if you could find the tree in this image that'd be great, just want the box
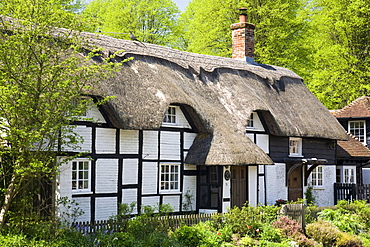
[82,0,181,47]
[304,0,370,109]
[0,0,121,229]
[179,0,310,75]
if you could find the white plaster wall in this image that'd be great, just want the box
[141,196,160,212]
[163,195,180,211]
[95,159,118,193]
[57,158,72,201]
[184,132,197,149]
[142,162,158,194]
[72,197,91,222]
[248,166,258,206]
[143,131,158,160]
[96,128,116,154]
[160,131,180,160]
[95,197,117,221]
[122,189,138,214]
[256,134,269,154]
[122,159,138,185]
[177,108,191,128]
[265,163,288,205]
[85,105,106,123]
[305,165,336,206]
[62,126,92,152]
[182,175,197,211]
[120,130,139,154]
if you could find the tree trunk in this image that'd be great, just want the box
[0,174,18,230]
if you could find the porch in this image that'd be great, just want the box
[334,183,370,204]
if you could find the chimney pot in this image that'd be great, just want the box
[239,7,247,22]
[230,7,255,63]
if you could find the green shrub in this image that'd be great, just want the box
[336,232,363,247]
[336,200,370,231]
[318,208,365,234]
[306,220,342,246]
[173,225,202,246]
[259,223,282,243]
[272,216,316,247]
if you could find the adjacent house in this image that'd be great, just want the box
[56,11,348,222]
[332,97,370,202]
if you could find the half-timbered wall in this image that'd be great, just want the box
[266,135,337,206]
[57,104,197,222]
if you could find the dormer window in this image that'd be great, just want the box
[289,137,302,157]
[163,106,177,124]
[246,113,254,128]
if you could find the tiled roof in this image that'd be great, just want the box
[332,96,370,118]
[337,133,370,159]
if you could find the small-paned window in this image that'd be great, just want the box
[72,160,90,192]
[160,163,180,192]
[311,166,323,186]
[163,106,176,124]
[344,168,355,183]
[289,137,302,156]
[246,113,254,128]
[349,121,366,145]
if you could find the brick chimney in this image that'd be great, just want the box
[230,8,256,63]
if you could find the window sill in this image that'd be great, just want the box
[159,191,182,195]
[289,155,304,158]
[72,191,93,195]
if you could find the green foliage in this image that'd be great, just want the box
[0,0,123,229]
[304,0,370,109]
[306,219,363,247]
[272,216,316,247]
[304,185,316,206]
[336,200,370,231]
[83,0,180,47]
[317,205,365,234]
[180,0,309,71]
[173,225,202,246]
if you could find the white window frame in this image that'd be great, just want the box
[159,163,180,193]
[246,113,254,129]
[310,166,324,187]
[72,159,91,193]
[162,106,178,126]
[289,137,302,157]
[343,167,356,183]
[348,120,366,145]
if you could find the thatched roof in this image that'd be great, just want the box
[82,33,348,166]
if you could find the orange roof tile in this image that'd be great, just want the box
[332,96,370,118]
[337,133,370,159]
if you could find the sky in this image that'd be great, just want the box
[173,0,191,12]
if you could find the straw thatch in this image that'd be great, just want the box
[80,33,348,166]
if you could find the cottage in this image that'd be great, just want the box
[57,11,347,222]
[331,97,370,202]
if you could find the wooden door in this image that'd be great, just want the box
[231,166,247,207]
[288,166,303,201]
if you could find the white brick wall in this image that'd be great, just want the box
[265,163,288,205]
[163,195,180,211]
